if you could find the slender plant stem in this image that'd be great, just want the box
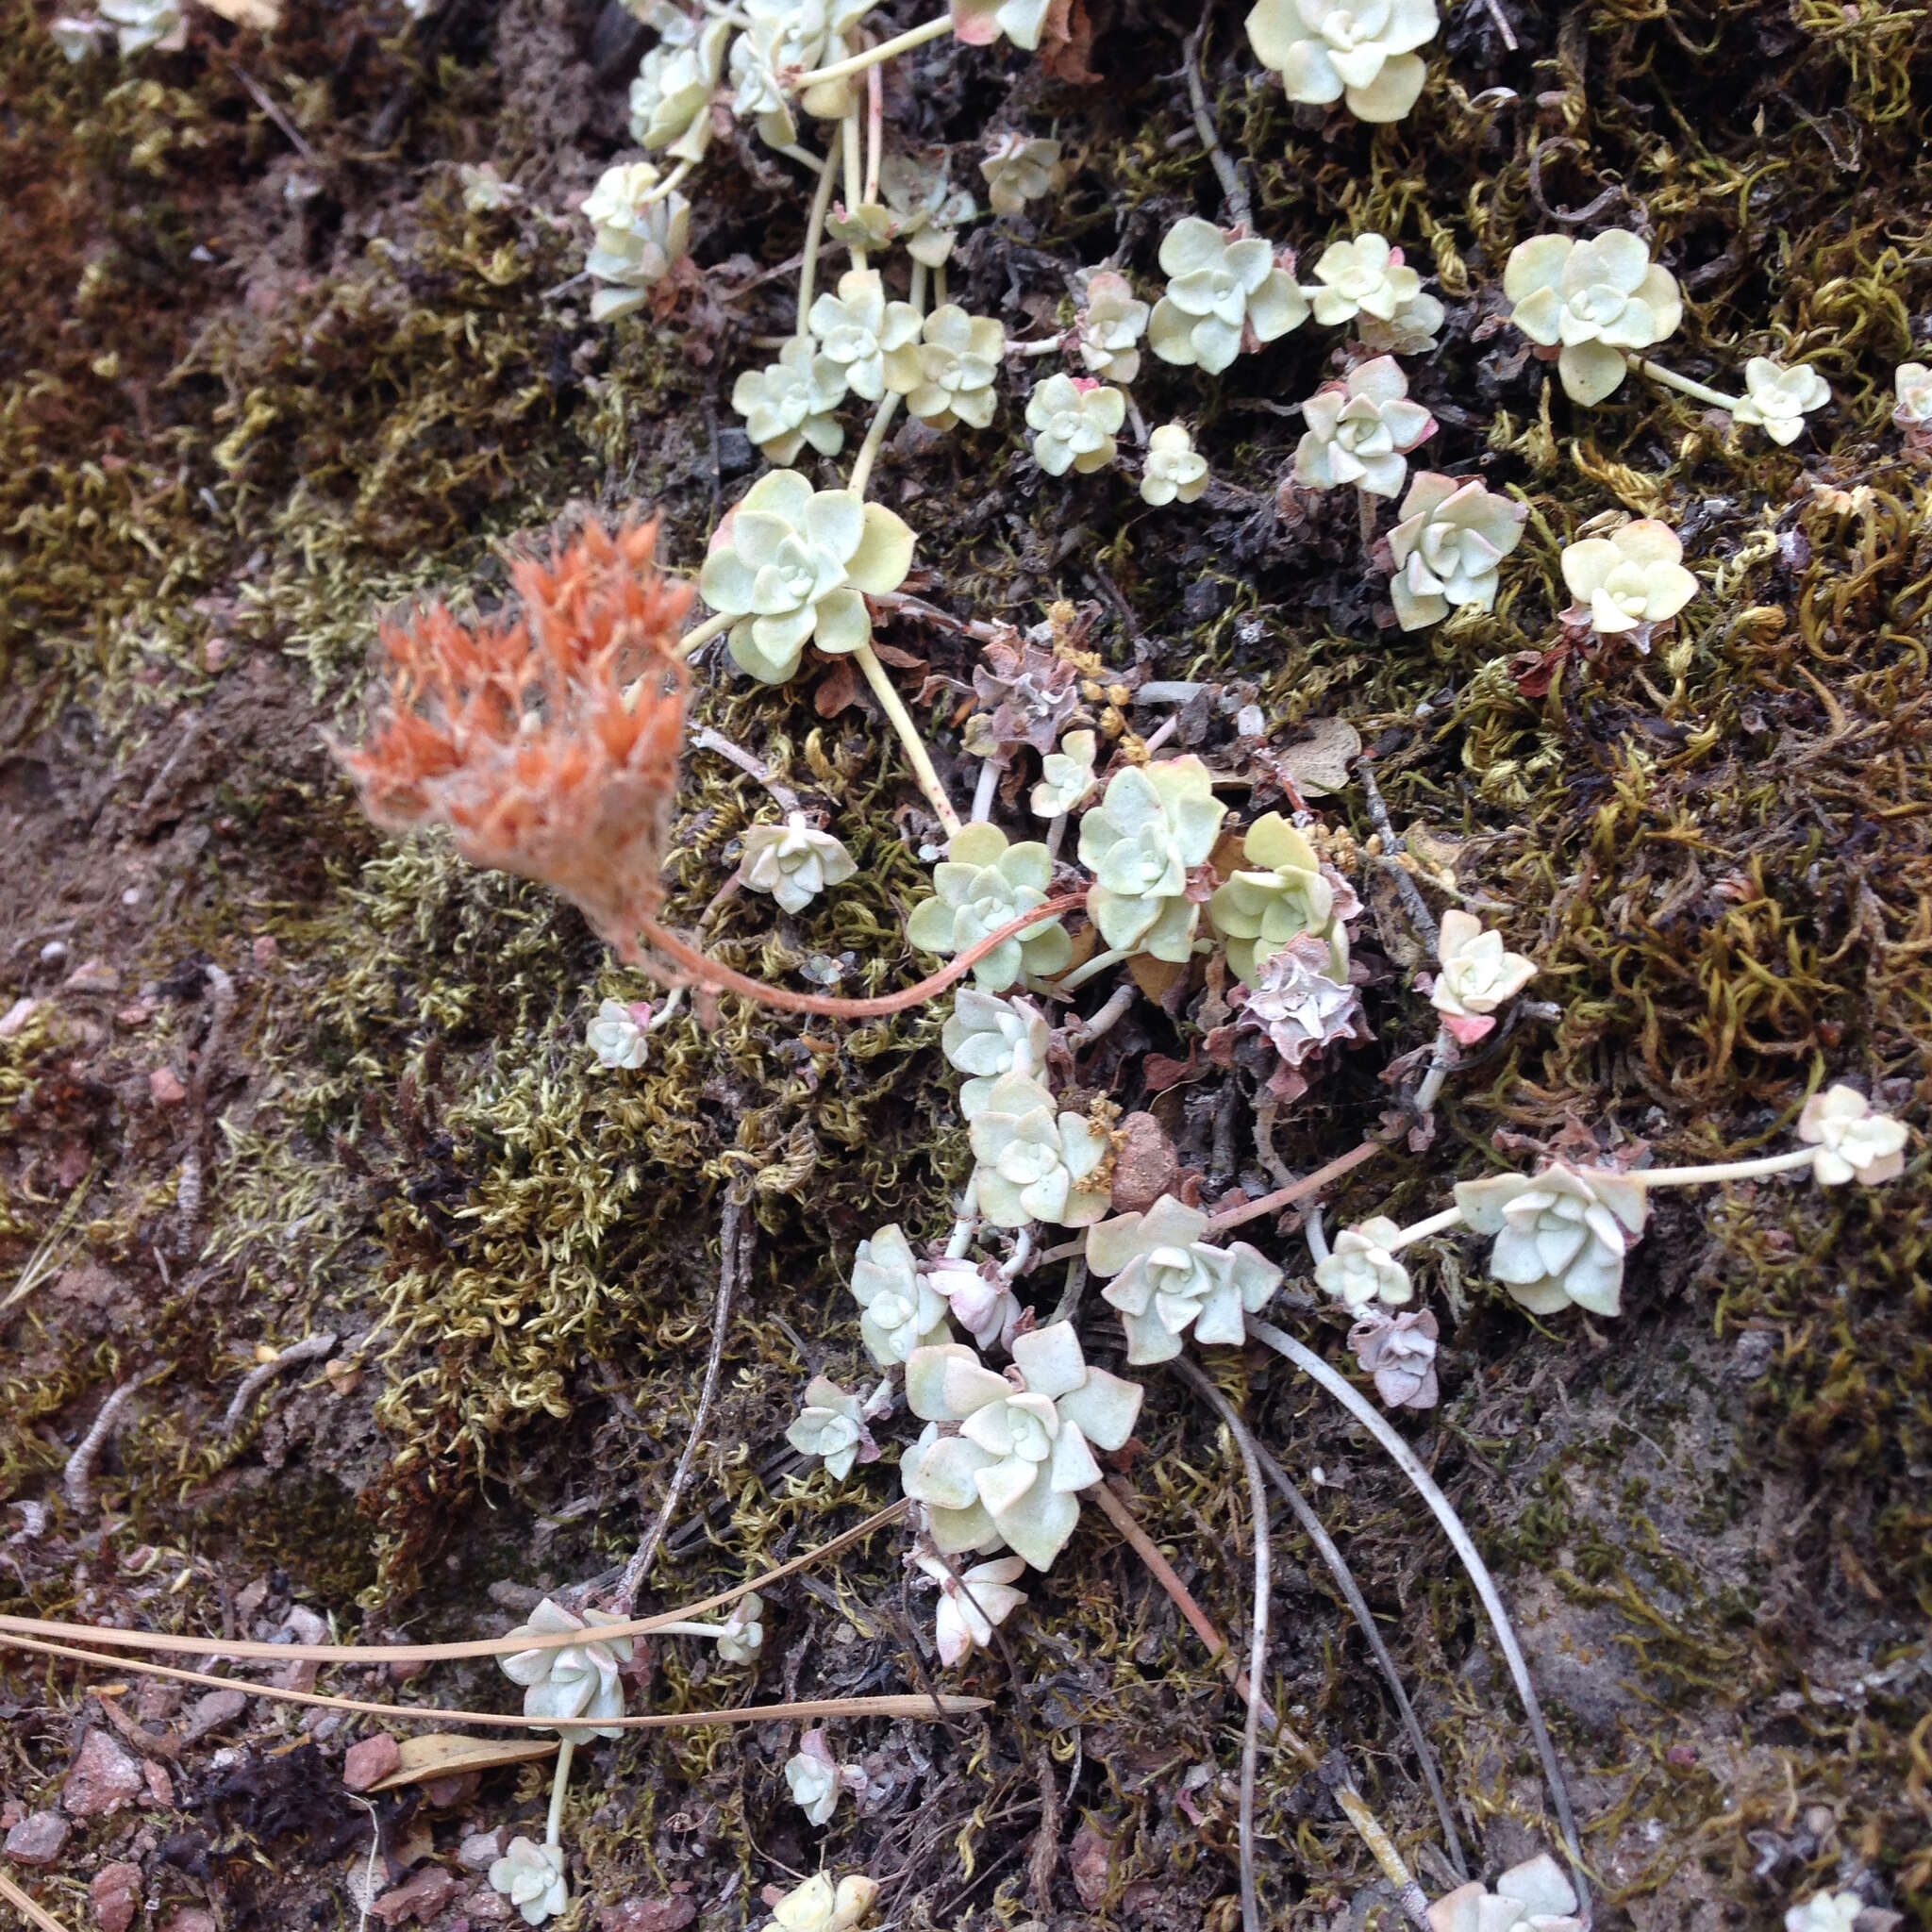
[864,58,883,202]
[1231,1413,1470,1881]
[1411,1021,1459,1114]
[639,157,695,206]
[796,138,839,327]
[1635,1147,1816,1187]
[1205,1139,1384,1233]
[1054,945,1129,994]
[847,391,901,498]
[853,641,963,834]
[1625,353,1741,412]
[611,1195,751,1614]
[692,724,802,812]
[544,1736,576,1845]
[971,758,1000,823]
[841,103,866,269]
[1008,335,1069,357]
[1067,982,1135,1045]
[676,609,735,659]
[793,13,951,87]
[1244,1318,1591,1916]
[1383,1204,1464,1256]
[636,891,1088,1017]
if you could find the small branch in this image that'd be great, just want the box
[1067,983,1136,1046]
[64,1379,142,1517]
[1357,765,1441,954]
[1174,1361,1443,1925]
[1054,945,1130,995]
[1180,0,1251,228]
[852,642,964,836]
[676,610,736,660]
[692,725,802,812]
[1410,1022,1459,1116]
[1244,1319,1590,1916]
[1205,1139,1383,1234]
[1089,1479,1276,1726]
[611,1195,752,1615]
[223,1332,339,1435]
[1473,0,1517,49]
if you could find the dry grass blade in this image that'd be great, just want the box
[0,1501,908,1664]
[366,1734,560,1790]
[0,1868,70,1932]
[612,1192,749,1615]
[0,1628,983,1727]
[1245,1319,1589,1914]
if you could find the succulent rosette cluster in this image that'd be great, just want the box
[1504,230,1682,406]
[906,823,1073,991]
[1078,757,1227,962]
[1088,1195,1282,1364]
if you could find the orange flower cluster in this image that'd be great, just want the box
[333,519,691,959]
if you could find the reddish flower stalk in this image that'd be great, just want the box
[334,516,1086,1019]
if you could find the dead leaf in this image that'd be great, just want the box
[365,1734,558,1793]
[813,660,861,717]
[1274,717,1361,797]
[1039,0,1100,81]
[1207,825,1247,878]
[870,642,927,672]
[1127,953,1186,1004]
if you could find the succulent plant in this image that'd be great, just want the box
[1428,908,1536,1043]
[1026,375,1126,476]
[876,152,976,267]
[967,1072,1112,1228]
[1453,1163,1647,1318]
[714,1591,766,1663]
[1313,1216,1412,1308]
[1031,728,1099,817]
[1781,1892,1867,1932]
[1237,935,1365,1101]
[1148,218,1307,375]
[499,1599,634,1742]
[1087,1194,1283,1363]
[905,823,1073,992]
[98,0,185,54]
[1304,232,1423,327]
[1734,358,1830,446]
[1294,355,1436,499]
[731,337,849,464]
[1244,0,1439,122]
[767,1874,877,1932]
[739,812,858,914]
[1078,756,1227,963]
[1386,473,1528,630]
[949,0,1054,50]
[785,1729,868,1825]
[924,1256,1022,1353]
[882,305,1007,430]
[628,10,730,158]
[1797,1084,1909,1186]
[489,1837,571,1926]
[1074,270,1151,384]
[586,997,652,1069]
[901,1322,1142,1566]
[913,1551,1029,1663]
[1558,519,1698,638]
[1208,812,1356,984]
[1427,1854,1584,1932]
[808,268,917,403]
[1141,424,1210,507]
[581,163,692,322]
[727,0,868,146]
[848,1224,952,1366]
[1892,362,1932,445]
[980,134,1064,216]
[941,988,1051,1118]
[1350,1307,1439,1408]
[785,1374,877,1478]
[1504,230,1682,406]
[965,639,1085,761]
[698,471,916,684]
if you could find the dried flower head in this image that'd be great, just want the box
[332,520,691,963]
[965,640,1085,762]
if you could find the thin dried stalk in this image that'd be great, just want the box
[1244,1319,1588,1915]
[1204,1139,1383,1234]
[611,1194,750,1615]
[0,1502,909,1664]
[0,1869,69,1932]
[0,1631,982,1729]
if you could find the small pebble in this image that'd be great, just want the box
[341,1732,402,1792]
[3,1810,71,1865]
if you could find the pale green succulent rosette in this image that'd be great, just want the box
[905,823,1072,991]
[1078,757,1227,963]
